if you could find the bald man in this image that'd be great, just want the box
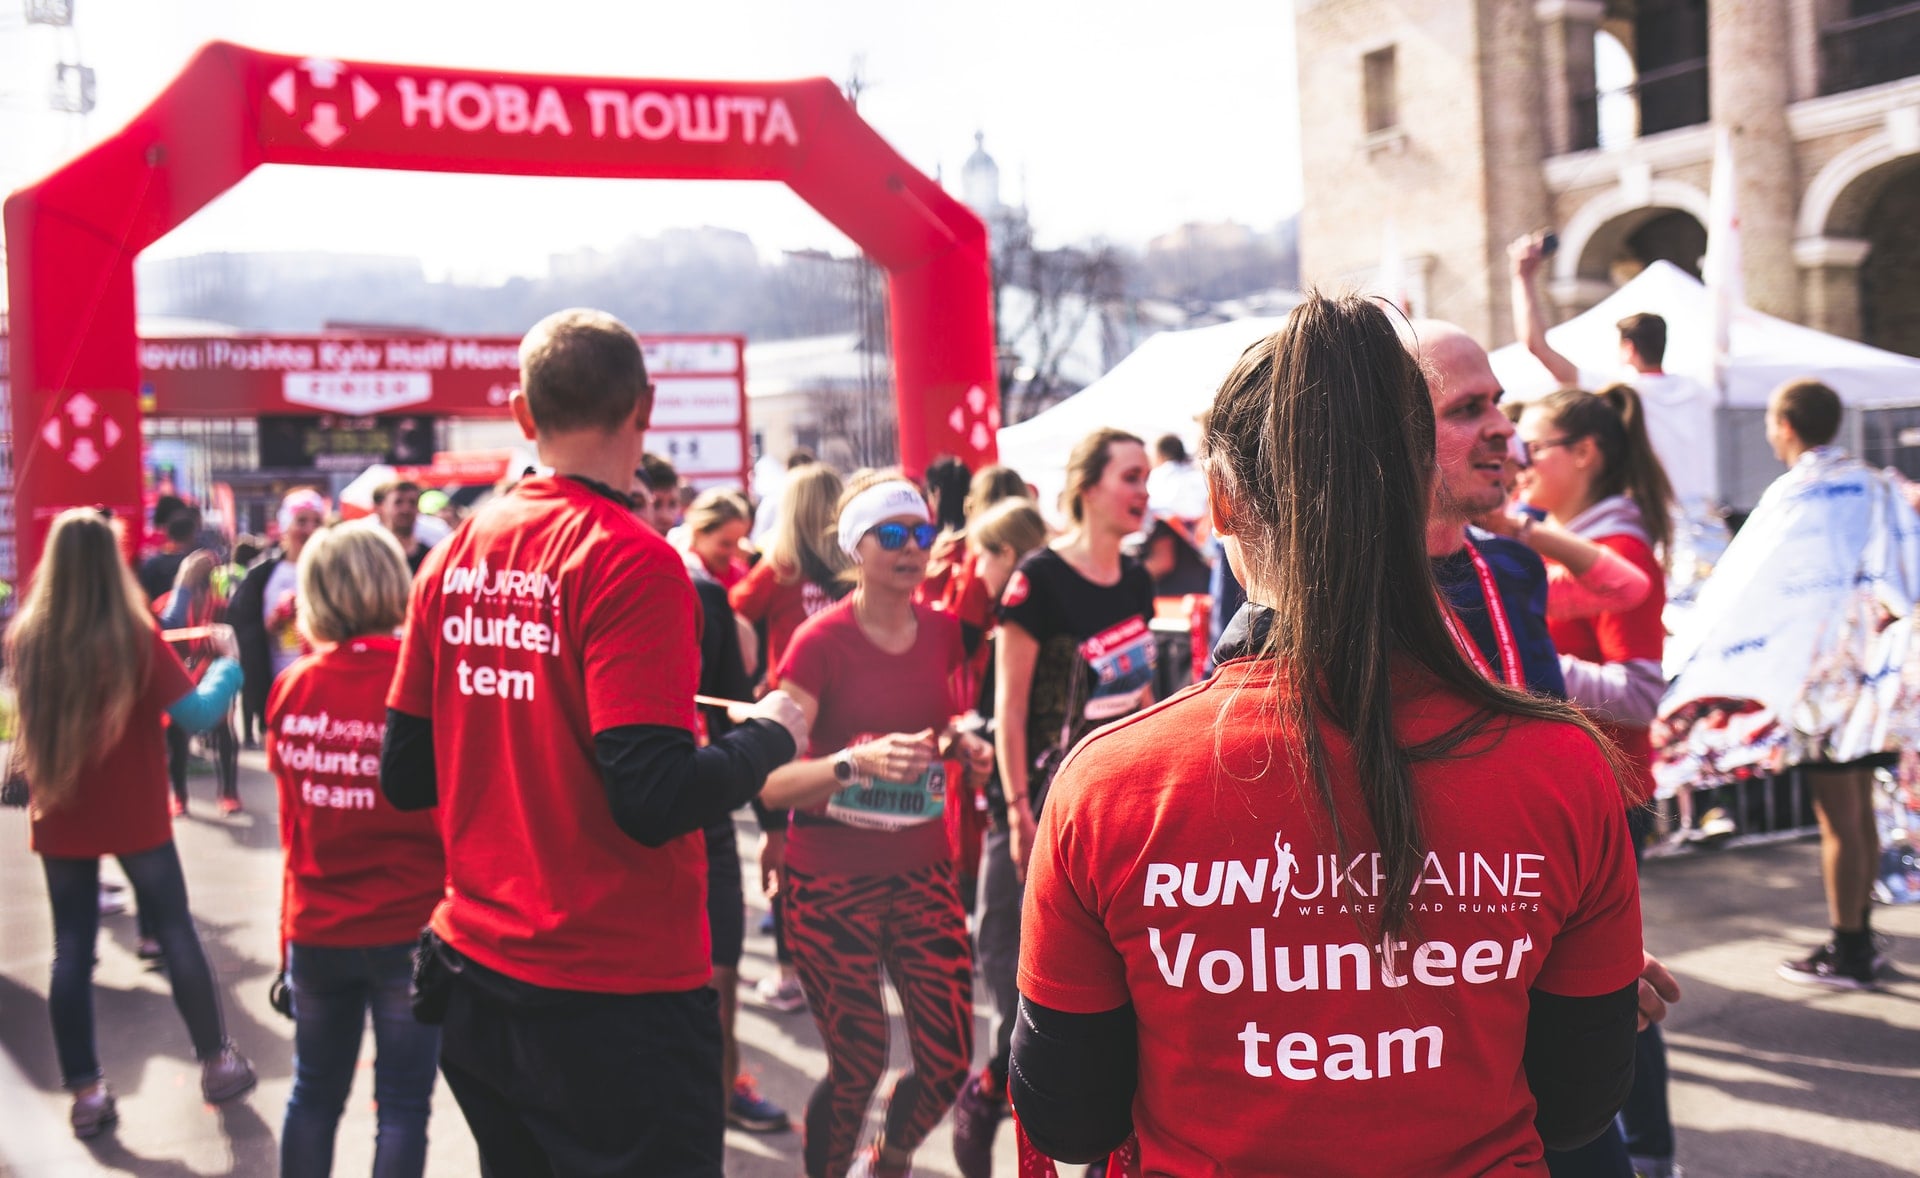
[1413,322,1567,696]
[1412,319,1681,1178]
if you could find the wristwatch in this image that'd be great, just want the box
[832,749,857,784]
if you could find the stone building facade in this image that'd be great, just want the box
[1294,0,1920,356]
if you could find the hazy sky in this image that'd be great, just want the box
[0,0,1303,280]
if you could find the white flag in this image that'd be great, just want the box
[1376,217,1409,316]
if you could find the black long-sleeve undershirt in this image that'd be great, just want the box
[1008,982,1639,1163]
[1527,983,1641,1151]
[380,708,795,847]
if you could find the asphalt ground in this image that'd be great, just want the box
[1,752,1916,1177]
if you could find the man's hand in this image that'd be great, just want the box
[1637,952,1681,1030]
[732,690,808,754]
[207,623,240,662]
[1509,232,1549,282]
[757,830,786,900]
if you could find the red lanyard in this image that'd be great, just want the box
[1440,538,1525,687]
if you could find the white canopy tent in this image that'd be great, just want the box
[1490,261,1920,408]
[996,315,1291,515]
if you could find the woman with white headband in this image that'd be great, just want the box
[230,487,330,762]
[761,470,993,1178]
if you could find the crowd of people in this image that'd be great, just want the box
[3,285,1912,1177]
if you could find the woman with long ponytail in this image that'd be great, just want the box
[9,509,256,1139]
[1011,295,1645,1175]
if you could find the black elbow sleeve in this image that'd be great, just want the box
[1528,983,1639,1152]
[380,709,439,811]
[1008,996,1137,1165]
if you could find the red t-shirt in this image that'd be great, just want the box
[729,559,837,689]
[30,626,195,859]
[1020,658,1643,1177]
[776,597,965,877]
[388,476,708,993]
[1547,533,1665,801]
[269,636,445,949]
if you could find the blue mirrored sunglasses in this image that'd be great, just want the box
[870,522,939,551]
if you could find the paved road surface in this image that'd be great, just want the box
[1,753,1916,1176]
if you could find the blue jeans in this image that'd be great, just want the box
[281,942,441,1178]
[42,842,227,1087]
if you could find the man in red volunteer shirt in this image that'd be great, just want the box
[381,308,807,1177]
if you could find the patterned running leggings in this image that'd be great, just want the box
[786,859,973,1178]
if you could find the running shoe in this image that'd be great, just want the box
[169,794,187,819]
[1693,807,1737,842]
[136,938,164,961]
[98,883,128,916]
[1778,942,1875,990]
[949,1069,1005,1178]
[754,972,807,1012]
[200,1042,257,1104]
[727,1072,791,1133]
[847,1145,911,1178]
[70,1083,117,1140]
[218,796,243,816]
[944,1074,1006,1178]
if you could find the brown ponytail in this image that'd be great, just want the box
[1535,384,1676,561]
[1204,295,1623,943]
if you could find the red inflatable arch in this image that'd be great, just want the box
[4,42,997,576]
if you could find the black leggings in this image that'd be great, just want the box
[167,718,238,804]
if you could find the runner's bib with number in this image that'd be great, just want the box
[816,733,953,831]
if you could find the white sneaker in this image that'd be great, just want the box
[754,973,807,1013]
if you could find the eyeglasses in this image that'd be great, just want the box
[869,522,939,551]
[1522,436,1576,462]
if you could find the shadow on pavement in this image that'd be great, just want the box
[81,1098,278,1177]
[1669,1126,1919,1178]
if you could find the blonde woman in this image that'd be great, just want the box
[682,487,753,590]
[730,464,851,690]
[9,508,254,1139]
[271,525,446,1177]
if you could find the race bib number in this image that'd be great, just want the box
[1080,615,1157,723]
[821,749,953,831]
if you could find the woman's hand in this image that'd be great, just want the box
[949,730,995,784]
[1472,506,1524,539]
[1009,802,1038,883]
[857,729,937,781]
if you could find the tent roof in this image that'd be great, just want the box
[996,314,1292,513]
[1490,261,1920,408]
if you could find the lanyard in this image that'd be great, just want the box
[1440,538,1525,687]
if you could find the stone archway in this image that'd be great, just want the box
[1796,134,1920,356]
[1552,179,1711,314]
